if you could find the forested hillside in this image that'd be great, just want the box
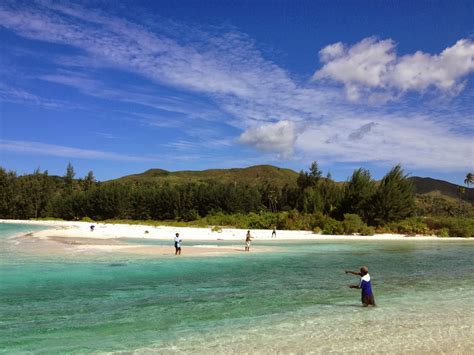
[112,166,474,203]
[409,176,474,203]
[1,163,473,237]
[111,165,299,188]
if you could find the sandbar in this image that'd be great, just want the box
[1,219,471,259]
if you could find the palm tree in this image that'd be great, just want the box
[465,172,473,188]
[465,172,473,202]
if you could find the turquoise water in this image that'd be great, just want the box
[1,223,473,353]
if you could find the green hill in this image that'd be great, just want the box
[111,165,299,187]
[409,177,474,204]
[109,166,473,205]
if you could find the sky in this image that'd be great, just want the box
[0,0,473,183]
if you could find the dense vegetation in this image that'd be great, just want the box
[113,165,299,188]
[1,163,473,237]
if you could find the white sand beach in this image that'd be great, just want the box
[1,219,470,246]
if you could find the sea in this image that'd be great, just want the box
[0,222,473,353]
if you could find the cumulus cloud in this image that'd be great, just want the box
[389,40,474,92]
[314,37,474,100]
[319,42,345,62]
[239,120,296,159]
[315,38,395,89]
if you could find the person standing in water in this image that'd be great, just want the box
[245,230,252,252]
[174,233,182,256]
[345,266,376,307]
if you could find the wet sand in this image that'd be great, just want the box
[9,233,269,258]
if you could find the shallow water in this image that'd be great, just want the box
[0,223,473,353]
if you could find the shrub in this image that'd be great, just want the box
[425,217,474,238]
[375,225,391,234]
[308,212,327,230]
[181,209,200,222]
[360,226,375,236]
[322,218,344,235]
[313,226,322,234]
[205,213,246,228]
[280,210,309,230]
[247,212,267,229]
[211,226,222,233]
[445,219,473,238]
[437,228,449,238]
[389,217,429,235]
[81,216,95,223]
[342,214,365,234]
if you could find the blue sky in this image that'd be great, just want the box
[0,0,473,183]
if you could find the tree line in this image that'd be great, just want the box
[0,162,420,226]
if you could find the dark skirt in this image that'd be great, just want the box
[362,294,376,306]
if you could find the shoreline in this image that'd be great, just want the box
[1,218,471,242]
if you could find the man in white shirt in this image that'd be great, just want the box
[174,233,182,255]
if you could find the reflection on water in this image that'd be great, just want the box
[0,223,473,353]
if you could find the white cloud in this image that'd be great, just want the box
[0,82,82,109]
[40,71,222,122]
[93,132,125,140]
[315,38,395,88]
[0,140,158,162]
[0,3,337,125]
[0,3,472,171]
[389,39,474,92]
[314,37,474,100]
[296,116,474,170]
[239,120,296,159]
[0,3,339,135]
[0,3,272,98]
[319,42,344,62]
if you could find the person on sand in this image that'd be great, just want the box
[174,233,182,256]
[345,266,376,307]
[245,230,252,252]
[271,228,276,238]
[90,225,95,232]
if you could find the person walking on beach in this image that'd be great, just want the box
[245,230,252,252]
[345,266,376,307]
[271,228,276,238]
[174,233,182,255]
